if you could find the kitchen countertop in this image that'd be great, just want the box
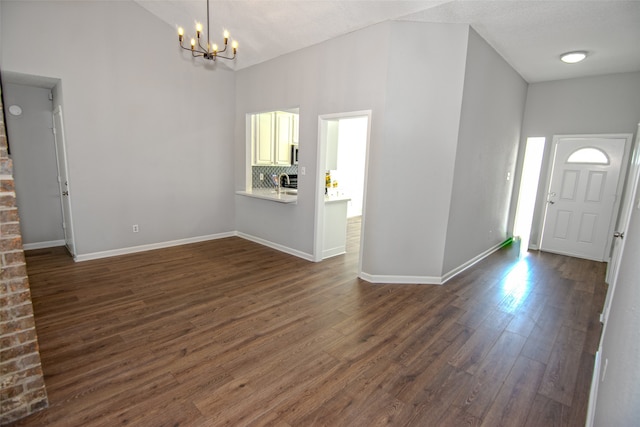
[236,188,298,204]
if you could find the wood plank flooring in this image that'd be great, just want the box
[9,218,607,426]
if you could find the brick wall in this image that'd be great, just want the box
[0,85,49,424]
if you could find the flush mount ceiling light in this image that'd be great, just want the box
[560,51,588,64]
[177,0,238,62]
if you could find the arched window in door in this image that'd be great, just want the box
[567,147,609,164]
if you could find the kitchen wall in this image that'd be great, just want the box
[3,82,65,247]
[235,22,392,257]
[442,28,527,275]
[517,71,640,249]
[1,0,236,257]
[236,20,528,281]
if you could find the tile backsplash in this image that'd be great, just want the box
[252,165,299,189]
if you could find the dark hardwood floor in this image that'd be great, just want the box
[11,217,606,426]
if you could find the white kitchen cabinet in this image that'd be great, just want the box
[252,111,297,166]
[322,196,351,259]
[253,113,275,165]
[275,113,293,165]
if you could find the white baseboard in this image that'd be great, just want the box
[585,349,602,427]
[440,238,512,284]
[236,232,315,262]
[359,272,443,285]
[359,238,512,286]
[322,246,346,259]
[74,232,236,262]
[23,240,66,250]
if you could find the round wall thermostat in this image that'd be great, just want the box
[8,105,23,116]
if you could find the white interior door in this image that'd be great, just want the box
[52,105,76,257]
[540,135,629,261]
[602,126,640,323]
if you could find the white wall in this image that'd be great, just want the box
[3,83,64,245]
[234,22,392,257]
[1,1,236,256]
[593,178,640,425]
[442,29,527,274]
[518,72,640,249]
[364,22,469,278]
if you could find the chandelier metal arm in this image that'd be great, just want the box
[177,0,238,63]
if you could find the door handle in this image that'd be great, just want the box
[613,231,624,239]
[62,191,69,196]
[547,192,557,205]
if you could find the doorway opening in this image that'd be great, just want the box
[513,137,546,256]
[315,111,371,273]
[2,73,77,257]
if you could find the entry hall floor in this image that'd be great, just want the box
[14,228,606,426]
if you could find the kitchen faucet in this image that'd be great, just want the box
[277,173,290,194]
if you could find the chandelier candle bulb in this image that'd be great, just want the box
[177,0,238,62]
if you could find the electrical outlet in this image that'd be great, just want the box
[260,173,264,181]
[301,166,306,175]
[132,224,139,233]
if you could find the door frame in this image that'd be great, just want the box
[602,125,640,323]
[538,133,633,261]
[52,105,77,257]
[314,110,372,275]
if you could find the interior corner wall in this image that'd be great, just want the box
[1,0,236,256]
[234,22,392,257]
[363,21,469,279]
[520,71,640,249]
[442,28,527,275]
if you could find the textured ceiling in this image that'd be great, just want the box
[135,0,640,83]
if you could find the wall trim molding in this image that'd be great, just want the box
[236,232,315,262]
[74,232,236,262]
[359,272,444,285]
[360,238,513,285]
[23,239,66,250]
[440,238,513,284]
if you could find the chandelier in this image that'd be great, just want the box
[177,0,238,61]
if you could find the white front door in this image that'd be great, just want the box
[540,135,630,261]
[52,106,76,257]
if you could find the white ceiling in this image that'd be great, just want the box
[135,0,640,83]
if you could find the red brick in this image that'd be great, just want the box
[0,263,28,280]
[0,178,14,192]
[1,222,21,235]
[3,251,25,266]
[0,329,37,349]
[0,236,23,252]
[0,158,12,175]
[0,315,36,334]
[6,277,30,293]
[0,341,37,362]
[0,208,19,223]
[0,194,16,208]
[0,303,34,322]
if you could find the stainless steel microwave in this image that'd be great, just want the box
[291,145,299,165]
